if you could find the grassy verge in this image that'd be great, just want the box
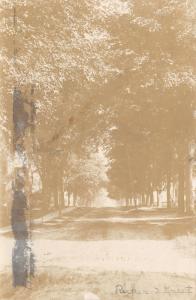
[0,268,195,300]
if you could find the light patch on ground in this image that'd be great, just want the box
[1,237,196,275]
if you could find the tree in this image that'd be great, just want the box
[105,0,196,213]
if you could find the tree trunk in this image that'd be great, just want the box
[139,195,142,206]
[185,150,193,214]
[141,194,145,206]
[54,187,58,209]
[150,190,154,206]
[133,196,137,207]
[125,198,129,207]
[156,191,159,207]
[12,87,35,286]
[178,161,185,214]
[58,190,63,217]
[144,194,148,206]
[42,183,50,211]
[67,191,71,207]
[73,193,77,207]
[166,171,171,209]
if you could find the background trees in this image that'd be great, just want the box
[105,0,196,213]
[0,0,195,219]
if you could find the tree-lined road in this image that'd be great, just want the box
[26,207,196,241]
[1,207,196,299]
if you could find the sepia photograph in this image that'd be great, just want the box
[0,0,196,299]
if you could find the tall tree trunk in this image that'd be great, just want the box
[185,145,194,214]
[125,197,129,207]
[12,88,34,287]
[42,182,49,211]
[167,171,171,209]
[185,161,191,214]
[178,161,185,214]
[156,191,159,207]
[144,194,148,206]
[67,191,71,207]
[73,193,77,207]
[141,194,145,206]
[58,190,62,217]
[150,190,154,206]
[62,186,65,208]
[134,196,137,207]
[54,187,58,209]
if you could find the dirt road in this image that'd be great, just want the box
[0,207,196,300]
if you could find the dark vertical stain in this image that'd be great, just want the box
[12,88,35,287]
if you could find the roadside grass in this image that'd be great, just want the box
[0,268,195,300]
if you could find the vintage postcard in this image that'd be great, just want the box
[0,0,196,299]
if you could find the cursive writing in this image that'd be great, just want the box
[115,284,193,295]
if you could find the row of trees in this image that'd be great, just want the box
[107,93,195,213]
[104,0,196,214]
[0,0,195,217]
[0,0,114,219]
[0,0,195,286]
[32,146,108,212]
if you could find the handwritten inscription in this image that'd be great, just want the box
[115,284,193,295]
